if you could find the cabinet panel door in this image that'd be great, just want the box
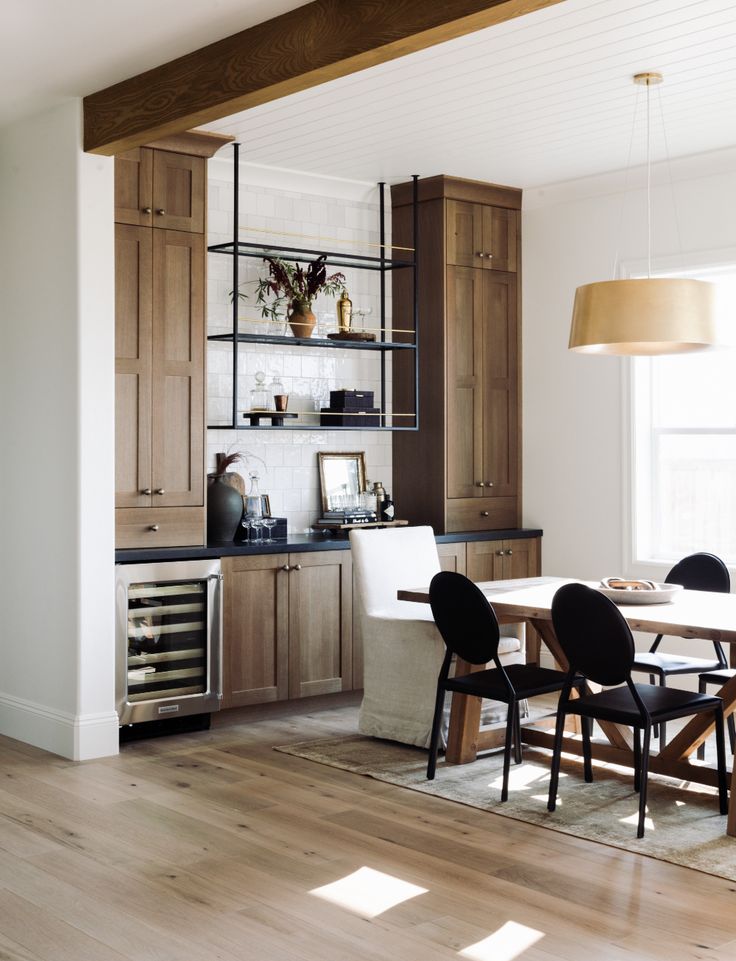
[114,149,153,226]
[481,271,518,500]
[115,225,152,508]
[151,230,204,507]
[152,152,205,233]
[437,541,467,574]
[222,555,289,707]
[447,200,485,268]
[482,206,518,272]
[466,540,504,582]
[446,266,484,499]
[288,552,352,699]
[500,537,541,580]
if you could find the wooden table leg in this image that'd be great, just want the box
[445,658,483,765]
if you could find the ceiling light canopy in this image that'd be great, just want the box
[569,72,717,356]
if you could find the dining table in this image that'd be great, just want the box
[397,575,736,836]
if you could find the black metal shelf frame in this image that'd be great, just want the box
[206,142,419,432]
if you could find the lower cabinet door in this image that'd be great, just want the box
[466,537,541,581]
[288,551,353,699]
[222,554,289,707]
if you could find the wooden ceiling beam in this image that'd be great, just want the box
[84,0,564,155]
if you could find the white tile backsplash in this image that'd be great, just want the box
[206,163,395,533]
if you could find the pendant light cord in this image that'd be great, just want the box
[646,77,652,279]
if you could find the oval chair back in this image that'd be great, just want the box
[666,552,730,593]
[429,571,500,666]
[551,582,635,686]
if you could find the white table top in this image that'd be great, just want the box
[398,575,736,643]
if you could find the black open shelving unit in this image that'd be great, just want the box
[206,142,419,432]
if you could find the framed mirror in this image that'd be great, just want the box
[318,451,366,512]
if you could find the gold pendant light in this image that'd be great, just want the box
[568,73,717,356]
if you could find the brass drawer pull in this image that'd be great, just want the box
[507,549,513,556]
[481,511,489,517]
[156,208,166,215]
[477,481,485,488]
[149,524,160,532]
[282,564,291,572]
[142,488,152,495]
[142,207,152,214]
[497,550,505,556]
[293,564,302,571]
[155,488,166,495]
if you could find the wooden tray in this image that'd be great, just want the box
[326,330,377,342]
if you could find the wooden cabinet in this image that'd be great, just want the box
[114,147,205,232]
[392,175,521,533]
[222,551,353,708]
[466,537,541,582]
[446,199,517,272]
[114,132,231,548]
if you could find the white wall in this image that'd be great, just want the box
[0,100,117,759]
[523,147,736,583]
[523,149,736,676]
[206,158,393,531]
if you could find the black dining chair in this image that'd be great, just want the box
[427,571,573,802]
[630,552,730,749]
[548,582,728,839]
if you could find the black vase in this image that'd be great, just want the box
[207,474,244,543]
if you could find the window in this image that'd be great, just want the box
[632,264,736,565]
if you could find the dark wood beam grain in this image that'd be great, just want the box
[84,0,564,155]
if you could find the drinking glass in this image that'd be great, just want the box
[262,517,278,543]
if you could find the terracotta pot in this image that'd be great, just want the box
[289,303,316,338]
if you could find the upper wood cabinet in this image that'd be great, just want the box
[446,199,518,272]
[114,147,205,233]
[391,175,522,534]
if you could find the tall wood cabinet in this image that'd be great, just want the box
[392,176,522,533]
[114,132,231,548]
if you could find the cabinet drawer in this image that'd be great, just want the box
[446,497,517,533]
[115,507,205,548]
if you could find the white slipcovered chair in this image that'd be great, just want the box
[350,526,526,749]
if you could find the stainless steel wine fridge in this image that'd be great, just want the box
[115,559,223,726]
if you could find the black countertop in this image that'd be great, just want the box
[115,528,543,564]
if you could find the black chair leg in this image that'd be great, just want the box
[637,723,652,839]
[633,727,641,793]
[697,677,708,760]
[426,684,446,780]
[501,700,515,802]
[658,676,667,748]
[582,715,593,782]
[728,713,736,755]
[547,707,567,812]
[513,703,523,765]
[714,705,729,815]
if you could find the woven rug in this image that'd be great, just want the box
[275,734,736,881]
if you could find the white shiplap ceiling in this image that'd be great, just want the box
[202,0,736,188]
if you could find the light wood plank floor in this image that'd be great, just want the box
[1,693,735,961]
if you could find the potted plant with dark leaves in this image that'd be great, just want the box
[237,255,346,338]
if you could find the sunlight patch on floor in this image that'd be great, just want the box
[620,811,655,831]
[309,866,428,918]
[459,920,545,961]
[489,765,565,793]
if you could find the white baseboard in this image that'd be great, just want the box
[0,693,119,760]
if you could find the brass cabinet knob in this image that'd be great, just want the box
[156,208,166,215]
[507,549,513,556]
[481,511,489,517]
[497,550,505,556]
[477,481,485,488]
[282,564,291,572]
[149,524,160,532]
[476,251,485,259]
[155,488,165,495]
[487,253,494,259]
[293,563,302,571]
[142,207,152,214]
[486,481,494,487]
[142,488,152,495]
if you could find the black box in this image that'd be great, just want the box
[320,407,381,427]
[329,389,374,410]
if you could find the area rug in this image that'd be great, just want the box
[275,734,736,881]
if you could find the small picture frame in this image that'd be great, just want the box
[261,494,271,517]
